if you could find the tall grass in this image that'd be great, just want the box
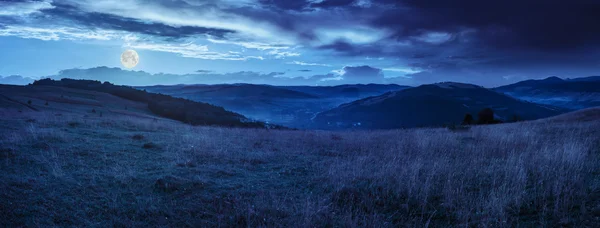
[1,111,599,227]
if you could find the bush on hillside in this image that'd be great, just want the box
[477,108,495,124]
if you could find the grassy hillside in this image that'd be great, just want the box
[1,106,599,226]
[29,79,268,128]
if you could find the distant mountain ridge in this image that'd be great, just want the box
[494,76,600,110]
[314,82,566,129]
[140,83,408,128]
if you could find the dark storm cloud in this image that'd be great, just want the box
[372,0,600,50]
[311,0,356,9]
[39,2,234,39]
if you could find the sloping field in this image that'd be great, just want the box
[1,93,599,227]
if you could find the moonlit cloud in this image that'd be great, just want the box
[383,68,422,74]
[414,32,453,44]
[59,0,289,42]
[0,0,54,16]
[314,27,391,45]
[127,42,264,61]
[0,26,120,41]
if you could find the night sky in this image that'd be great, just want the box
[1,0,599,86]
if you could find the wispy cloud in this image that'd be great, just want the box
[383,67,422,74]
[268,50,301,59]
[0,0,54,16]
[286,61,331,67]
[207,38,293,51]
[59,0,287,41]
[0,26,119,41]
[126,42,264,61]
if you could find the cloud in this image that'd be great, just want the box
[336,65,385,83]
[268,50,301,59]
[126,41,264,61]
[286,61,331,67]
[49,66,397,86]
[383,67,422,74]
[0,0,54,16]
[42,2,235,39]
[0,26,119,41]
[54,0,287,41]
[0,75,35,85]
[2,0,600,86]
[195,70,213,74]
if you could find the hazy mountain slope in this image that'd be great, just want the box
[314,82,566,129]
[282,84,409,98]
[494,76,600,109]
[139,84,408,128]
[140,84,318,100]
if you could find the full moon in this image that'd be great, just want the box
[121,49,139,68]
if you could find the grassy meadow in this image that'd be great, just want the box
[1,110,599,227]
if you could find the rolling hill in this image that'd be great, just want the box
[314,82,567,129]
[0,79,270,128]
[494,76,600,110]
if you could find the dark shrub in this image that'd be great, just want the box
[477,108,495,124]
[44,101,48,106]
[91,109,96,113]
[142,142,159,149]
[27,100,32,105]
[462,114,474,125]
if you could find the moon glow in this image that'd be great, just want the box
[121,49,139,68]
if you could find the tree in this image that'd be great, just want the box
[477,108,495,124]
[462,114,474,125]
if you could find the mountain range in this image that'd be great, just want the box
[313,82,566,129]
[1,68,599,129]
[494,76,600,110]
[139,83,408,128]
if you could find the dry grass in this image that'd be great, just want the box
[1,110,599,227]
